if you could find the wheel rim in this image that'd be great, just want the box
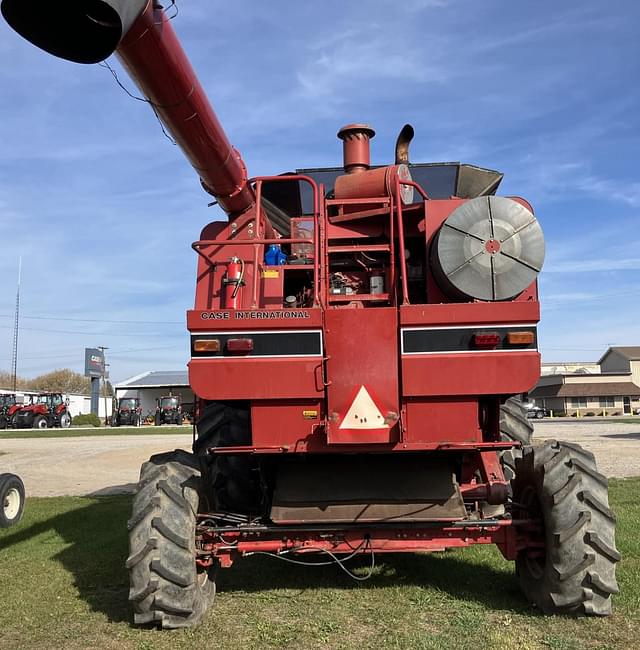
[3,487,21,520]
[37,418,47,429]
[518,485,546,579]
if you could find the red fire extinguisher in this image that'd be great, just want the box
[223,256,244,309]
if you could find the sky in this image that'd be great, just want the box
[0,0,639,383]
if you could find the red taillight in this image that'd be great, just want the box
[473,333,501,349]
[226,338,254,353]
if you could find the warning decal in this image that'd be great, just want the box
[339,386,387,430]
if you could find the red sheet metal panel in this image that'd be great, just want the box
[324,308,399,444]
[402,351,541,396]
[404,399,481,443]
[189,358,324,400]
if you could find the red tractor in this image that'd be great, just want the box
[154,396,183,426]
[3,0,619,629]
[112,397,142,427]
[12,393,72,430]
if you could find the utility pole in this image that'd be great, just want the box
[11,257,21,392]
[98,346,109,425]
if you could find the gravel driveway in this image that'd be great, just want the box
[1,420,638,497]
[0,434,191,497]
[533,419,640,479]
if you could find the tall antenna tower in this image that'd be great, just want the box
[11,257,21,392]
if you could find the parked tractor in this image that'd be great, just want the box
[0,394,17,429]
[2,0,619,629]
[0,394,28,429]
[12,393,71,430]
[112,397,142,427]
[155,396,183,426]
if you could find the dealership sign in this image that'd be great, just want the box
[84,348,105,378]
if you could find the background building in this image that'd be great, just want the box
[530,347,640,416]
[114,371,192,420]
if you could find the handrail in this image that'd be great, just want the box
[192,174,320,309]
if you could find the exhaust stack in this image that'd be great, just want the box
[1,0,255,216]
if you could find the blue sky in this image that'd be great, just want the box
[0,0,639,382]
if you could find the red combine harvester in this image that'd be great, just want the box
[2,0,619,628]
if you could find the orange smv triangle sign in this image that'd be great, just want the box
[339,386,388,430]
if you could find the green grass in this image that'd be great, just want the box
[0,426,191,440]
[0,480,638,650]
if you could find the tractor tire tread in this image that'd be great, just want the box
[513,441,619,616]
[127,450,214,629]
[194,402,261,515]
[500,396,534,484]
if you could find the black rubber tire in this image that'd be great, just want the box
[59,411,71,429]
[0,473,26,528]
[33,415,48,430]
[194,402,261,515]
[513,440,620,615]
[126,449,215,629]
[500,396,534,483]
[154,413,161,426]
[0,415,7,430]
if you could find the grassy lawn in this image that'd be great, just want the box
[0,480,637,650]
[0,426,191,440]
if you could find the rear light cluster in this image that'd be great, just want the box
[193,338,254,354]
[472,331,535,350]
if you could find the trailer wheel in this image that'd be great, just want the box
[33,415,48,429]
[194,402,262,515]
[127,449,215,629]
[513,440,619,615]
[0,473,25,528]
[499,396,533,483]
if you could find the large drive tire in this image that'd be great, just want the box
[0,415,7,429]
[127,449,215,629]
[33,415,48,430]
[513,440,619,615]
[194,402,261,515]
[154,413,161,426]
[500,396,534,483]
[0,473,25,528]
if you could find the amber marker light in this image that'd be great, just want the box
[194,339,221,352]
[507,331,535,346]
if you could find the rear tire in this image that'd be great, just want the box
[0,473,25,528]
[513,440,619,615]
[127,449,215,629]
[500,396,534,483]
[194,402,262,515]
